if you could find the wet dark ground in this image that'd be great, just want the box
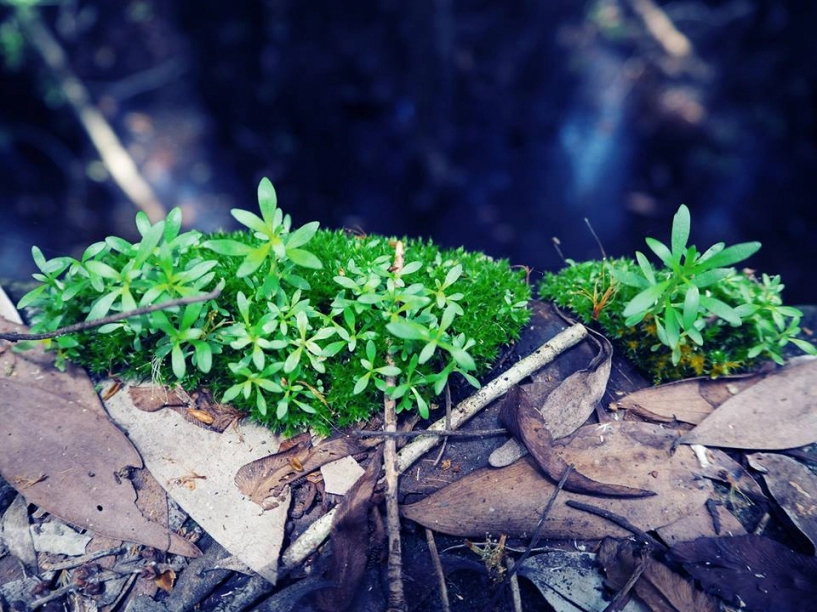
[1,0,816,303]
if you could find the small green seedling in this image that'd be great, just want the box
[18,178,531,434]
[540,204,816,381]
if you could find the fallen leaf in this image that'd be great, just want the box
[315,447,384,611]
[235,436,367,510]
[102,382,287,583]
[613,375,761,425]
[499,386,655,497]
[747,452,817,551]
[490,332,612,467]
[402,422,711,538]
[517,551,644,612]
[598,537,718,612]
[0,317,199,558]
[668,535,817,612]
[655,503,746,545]
[678,361,817,450]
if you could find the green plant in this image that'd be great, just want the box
[18,178,531,434]
[540,204,816,381]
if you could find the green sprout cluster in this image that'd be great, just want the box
[540,205,816,381]
[18,178,531,434]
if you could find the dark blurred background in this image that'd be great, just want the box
[1,0,815,302]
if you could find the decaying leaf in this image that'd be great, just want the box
[669,535,817,612]
[402,421,711,538]
[612,375,761,425]
[315,447,384,611]
[102,383,286,583]
[129,385,246,432]
[748,452,817,550]
[490,332,612,467]
[598,537,718,612]
[499,386,654,497]
[0,318,199,558]
[517,551,644,612]
[236,435,368,510]
[678,360,817,450]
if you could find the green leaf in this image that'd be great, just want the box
[286,221,320,249]
[194,341,213,373]
[16,285,46,310]
[401,261,422,275]
[164,207,183,242]
[635,252,656,284]
[645,237,674,268]
[86,290,120,321]
[387,320,431,341]
[670,204,690,259]
[449,347,476,370]
[699,295,741,326]
[418,342,436,364]
[696,242,761,271]
[790,338,817,355]
[682,285,700,330]
[664,305,680,350]
[444,264,463,287]
[622,281,669,319]
[134,219,164,266]
[334,275,358,290]
[692,268,732,288]
[376,365,402,377]
[286,248,323,269]
[231,210,269,236]
[612,269,650,288]
[237,245,271,277]
[84,260,120,280]
[257,177,278,225]
[353,374,371,395]
[171,344,186,379]
[202,239,254,256]
[221,384,243,404]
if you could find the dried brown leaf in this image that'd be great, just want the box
[678,361,817,450]
[0,330,199,557]
[598,538,718,612]
[402,422,710,538]
[315,447,384,611]
[748,452,817,550]
[669,534,817,611]
[499,386,654,497]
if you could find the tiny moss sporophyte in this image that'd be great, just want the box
[17,178,531,434]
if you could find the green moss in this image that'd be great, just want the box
[19,180,531,435]
[540,257,814,382]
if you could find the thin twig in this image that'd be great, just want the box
[0,285,223,342]
[39,546,125,571]
[432,384,452,467]
[351,428,508,439]
[506,557,522,612]
[425,528,450,612]
[484,465,574,611]
[384,240,407,612]
[604,557,646,612]
[280,324,589,572]
[565,500,665,549]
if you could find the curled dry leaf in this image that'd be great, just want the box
[315,447,384,611]
[598,537,718,612]
[668,534,817,612]
[499,385,654,497]
[489,331,612,467]
[235,435,367,510]
[402,421,710,538]
[678,360,817,450]
[748,452,817,551]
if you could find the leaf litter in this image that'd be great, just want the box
[3,284,817,611]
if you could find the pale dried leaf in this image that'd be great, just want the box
[103,383,288,583]
[678,361,817,450]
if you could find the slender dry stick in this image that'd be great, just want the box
[0,285,223,342]
[425,527,451,612]
[432,384,452,467]
[280,323,588,571]
[14,8,166,221]
[352,428,508,439]
[384,240,407,611]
